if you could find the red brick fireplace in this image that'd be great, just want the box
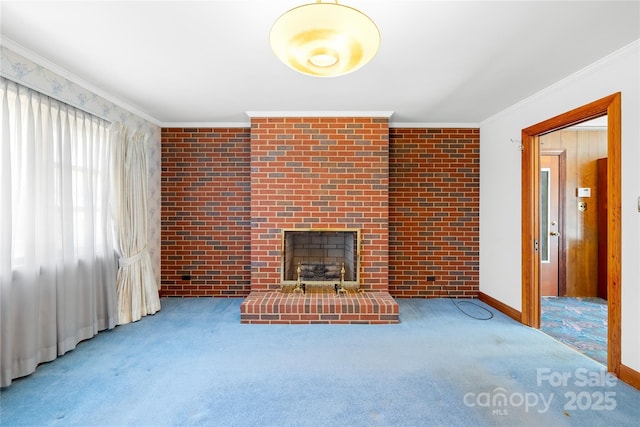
[239,114,399,323]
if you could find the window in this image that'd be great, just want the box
[1,78,114,271]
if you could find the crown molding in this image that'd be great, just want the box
[1,36,162,127]
[159,120,480,129]
[389,122,480,129]
[246,111,394,118]
[160,122,251,129]
[481,38,640,127]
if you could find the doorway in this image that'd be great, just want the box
[539,121,608,364]
[520,93,621,376]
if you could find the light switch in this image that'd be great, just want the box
[577,187,591,197]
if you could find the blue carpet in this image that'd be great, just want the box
[1,298,639,426]
[541,297,607,365]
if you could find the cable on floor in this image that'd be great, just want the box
[449,298,494,320]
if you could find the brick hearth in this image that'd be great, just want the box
[240,291,398,324]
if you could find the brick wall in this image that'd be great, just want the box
[249,117,389,292]
[161,128,251,296]
[160,125,479,298]
[389,128,480,297]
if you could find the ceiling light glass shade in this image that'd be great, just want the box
[270,1,380,77]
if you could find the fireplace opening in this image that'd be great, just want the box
[281,229,360,292]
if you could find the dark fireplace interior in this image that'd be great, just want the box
[281,229,360,289]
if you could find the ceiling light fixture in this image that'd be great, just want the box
[269,1,380,77]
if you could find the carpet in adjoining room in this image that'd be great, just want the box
[541,296,607,365]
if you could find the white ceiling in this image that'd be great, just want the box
[1,1,639,127]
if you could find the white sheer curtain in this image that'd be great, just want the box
[0,78,117,387]
[110,122,160,325]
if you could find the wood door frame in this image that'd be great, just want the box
[521,92,621,376]
[540,150,567,296]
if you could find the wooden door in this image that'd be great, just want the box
[540,155,561,296]
[597,158,608,299]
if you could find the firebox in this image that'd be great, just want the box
[281,229,360,291]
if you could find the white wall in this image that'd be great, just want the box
[0,44,162,287]
[479,40,640,371]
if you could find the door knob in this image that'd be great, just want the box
[550,231,560,237]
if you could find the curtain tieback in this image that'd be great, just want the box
[119,246,147,268]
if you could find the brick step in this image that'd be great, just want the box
[240,291,399,324]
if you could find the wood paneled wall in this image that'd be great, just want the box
[541,128,607,297]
